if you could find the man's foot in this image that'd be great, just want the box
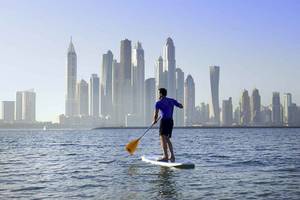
[157,157,168,162]
[169,156,175,163]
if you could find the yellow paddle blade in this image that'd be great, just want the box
[125,138,140,155]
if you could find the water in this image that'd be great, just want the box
[0,128,300,200]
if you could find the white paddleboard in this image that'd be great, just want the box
[141,155,195,169]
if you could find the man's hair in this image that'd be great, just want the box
[159,88,167,96]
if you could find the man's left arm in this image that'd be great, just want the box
[174,99,183,109]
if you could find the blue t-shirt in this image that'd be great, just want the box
[155,97,181,119]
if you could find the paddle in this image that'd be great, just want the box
[125,116,161,155]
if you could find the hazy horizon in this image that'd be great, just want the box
[0,0,299,122]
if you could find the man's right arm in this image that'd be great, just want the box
[153,109,159,124]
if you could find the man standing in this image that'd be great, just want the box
[153,88,183,162]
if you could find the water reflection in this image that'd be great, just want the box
[156,167,180,199]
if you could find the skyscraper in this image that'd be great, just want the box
[112,60,122,125]
[155,56,165,99]
[76,79,89,116]
[144,78,156,125]
[164,37,176,98]
[184,75,195,126]
[15,91,22,121]
[1,101,15,122]
[65,38,77,117]
[89,74,99,118]
[175,68,184,126]
[100,50,113,117]
[240,89,251,125]
[22,90,36,123]
[209,66,220,125]
[272,92,281,125]
[222,97,233,126]
[120,39,132,118]
[251,88,261,125]
[283,93,292,124]
[132,42,145,124]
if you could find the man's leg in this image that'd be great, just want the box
[166,138,175,162]
[160,135,169,160]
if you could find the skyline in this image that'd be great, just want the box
[0,0,300,122]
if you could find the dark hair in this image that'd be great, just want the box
[159,88,167,96]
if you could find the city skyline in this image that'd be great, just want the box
[0,0,300,122]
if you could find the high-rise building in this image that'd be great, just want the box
[283,93,292,124]
[89,74,99,118]
[132,42,145,125]
[272,92,281,125]
[112,60,123,125]
[251,88,261,125]
[65,38,77,117]
[100,50,113,117]
[209,66,220,125]
[22,90,36,123]
[155,56,165,99]
[15,91,23,121]
[1,101,15,122]
[199,103,210,124]
[184,75,195,126]
[120,39,132,118]
[175,68,184,126]
[240,89,251,125]
[287,103,298,126]
[164,37,176,98]
[222,97,233,126]
[261,106,272,125]
[76,79,89,116]
[233,107,240,125]
[144,78,156,125]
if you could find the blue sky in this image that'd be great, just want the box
[0,0,299,122]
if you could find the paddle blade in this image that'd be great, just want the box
[125,139,140,155]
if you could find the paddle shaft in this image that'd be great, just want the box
[138,116,161,140]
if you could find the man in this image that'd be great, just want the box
[153,88,183,162]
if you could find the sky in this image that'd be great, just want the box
[0,0,299,122]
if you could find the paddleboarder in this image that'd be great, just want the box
[153,88,183,162]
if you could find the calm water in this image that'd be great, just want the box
[0,128,300,200]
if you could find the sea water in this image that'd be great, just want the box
[0,128,299,199]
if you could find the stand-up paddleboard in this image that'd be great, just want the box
[141,155,195,169]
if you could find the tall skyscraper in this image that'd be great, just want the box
[89,74,99,118]
[65,38,77,117]
[222,97,233,126]
[112,60,122,125]
[175,68,184,126]
[120,39,132,118]
[76,79,89,116]
[283,93,292,124]
[144,78,156,125]
[251,88,261,125]
[1,101,15,122]
[132,42,145,124]
[209,66,220,125]
[164,37,176,98]
[100,50,113,117]
[155,56,165,99]
[240,89,251,125]
[272,92,281,125]
[22,90,36,123]
[184,75,195,126]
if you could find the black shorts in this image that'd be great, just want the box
[159,118,174,138]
